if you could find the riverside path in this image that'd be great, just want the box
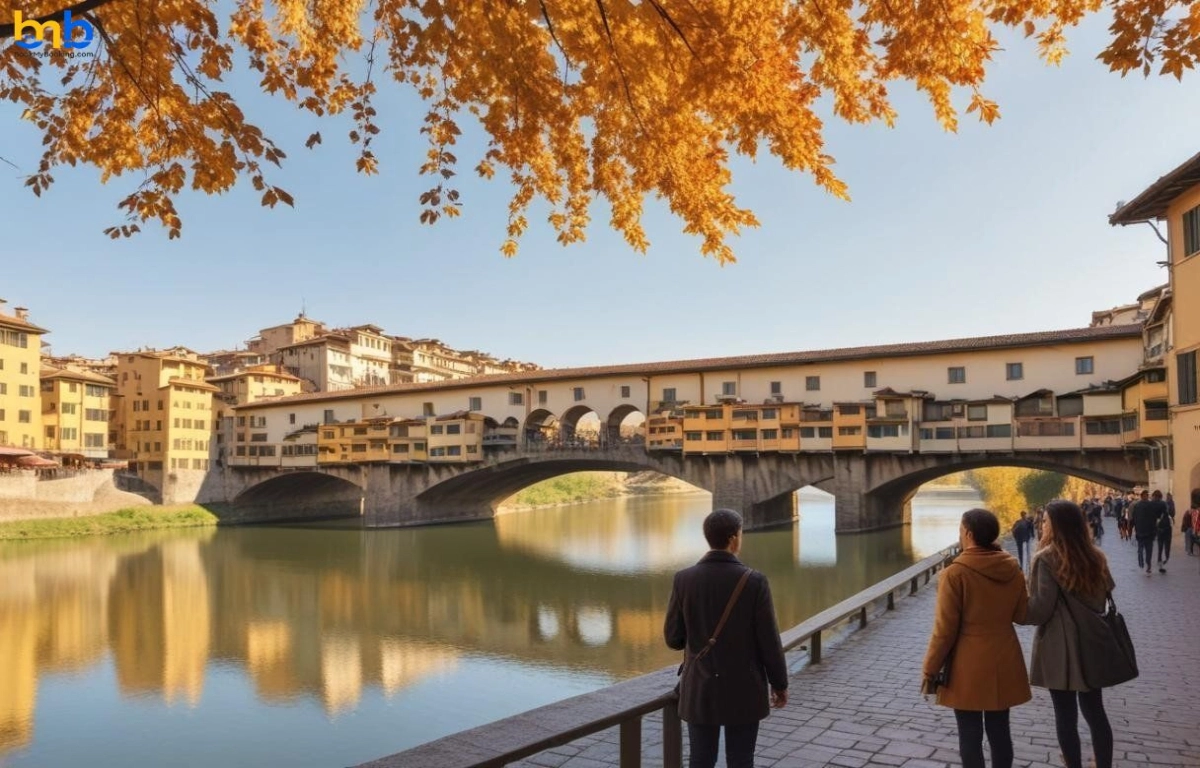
[509,531,1200,768]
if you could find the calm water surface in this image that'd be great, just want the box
[0,490,977,767]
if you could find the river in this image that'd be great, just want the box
[0,488,980,767]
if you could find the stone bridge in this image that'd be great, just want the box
[210,445,1147,533]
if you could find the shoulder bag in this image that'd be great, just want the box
[677,568,753,691]
[1058,586,1138,689]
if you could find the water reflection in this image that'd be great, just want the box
[0,492,974,767]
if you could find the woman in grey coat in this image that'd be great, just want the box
[1022,500,1116,768]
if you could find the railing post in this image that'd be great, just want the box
[910,577,918,596]
[619,717,641,768]
[663,704,682,768]
[810,630,822,664]
[859,605,868,628]
[887,591,895,610]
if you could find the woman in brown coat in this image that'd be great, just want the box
[1022,499,1116,768]
[922,509,1031,768]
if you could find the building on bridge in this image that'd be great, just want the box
[1111,151,1200,504]
[226,324,1147,469]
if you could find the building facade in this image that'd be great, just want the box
[113,349,217,498]
[0,304,47,450]
[1112,152,1200,505]
[39,367,117,459]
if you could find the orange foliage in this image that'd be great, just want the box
[1,0,1196,259]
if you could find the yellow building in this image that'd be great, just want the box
[315,418,429,466]
[427,412,485,463]
[0,304,47,450]
[1111,153,1200,503]
[114,349,217,496]
[211,364,303,469]
[40,367,117,460]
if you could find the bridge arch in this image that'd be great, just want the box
[605,405,645,445]
[232,470,365,522]
[523,409,559,447]
[413,453,701,517]
[560,405,601,446]
[868,454,1144,501]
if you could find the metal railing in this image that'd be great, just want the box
[354,543,960,768]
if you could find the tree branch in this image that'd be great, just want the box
[0,0,122,37]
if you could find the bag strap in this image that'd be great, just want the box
[693,568,752,662]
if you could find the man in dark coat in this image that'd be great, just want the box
[1130,489,1167,574]
[664,509,788,768]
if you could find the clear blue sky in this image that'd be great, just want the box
[1,15,1194,368]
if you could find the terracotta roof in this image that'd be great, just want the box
[232,324,1143,410]
[207,369,301,383]
[1110,151,1200,224]
[39,366,116,386]
[0,311,48,334]
[165,377,220,392]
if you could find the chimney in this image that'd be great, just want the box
[13,307,28,321]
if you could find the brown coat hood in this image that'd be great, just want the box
[953,546,1026,584]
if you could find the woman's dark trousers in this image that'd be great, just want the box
[953,709,1013,768]
[1049,689,1114,768]
[687,722,759,768]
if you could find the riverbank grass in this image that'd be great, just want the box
[0,505,219,541]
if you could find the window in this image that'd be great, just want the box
[1084,419,1121,435]
[45,426,56,438]
[157,399,163,410]
[1179,350,1198,405]
[838,426,861,436]
[1184,204,1200,257]
[0,384,5,394]
[60,402,77,414]
[770,381,782,395]
[799,427,815,438]
[289,413,296,424]
[1075,356,1094,375]
[704,409,722,419]
[85,384,106,397]
[706,431,724,441]
[1006,362,1023,381]
[805,376,820,391]
[948,367,966,384]
[573,387,585,401]
[509,392,524,406]
[423,402,435,417]
[19,362,28,374]
[935,427,955,439]
[448,445,463,456]
[662,387,677,403]
[392,443,410,453]
[85,409,107,422]
[538,390,548,405]
[985,424,1012,438]
[430,425,444,435]
[446,424,462,435]
[967,404,988,421]
[18,410,31,423]
[731,429,756,441]
[722,381,737,396]
[781,428,795,439]
[468,397,482,411]
[620,385,631,398]
[761,429,778,440]
[761,408,777,419]
[820,426,835,437]
[867,424,900,438]
[1145,368,1166,383]
[957,425,986,438]
[685,431,703,441]
[84,433,105,448]
[862,371,877,389]
[18,385,34,397]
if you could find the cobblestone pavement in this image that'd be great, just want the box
[513,530,1200,768]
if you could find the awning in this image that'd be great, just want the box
[0,446,35,458]
[17,455,60,468]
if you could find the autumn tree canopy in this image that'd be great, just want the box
[1,0,1196,260]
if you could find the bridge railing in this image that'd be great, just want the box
[353,543,960,768]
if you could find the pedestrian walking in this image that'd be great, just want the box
[1187,492,1200,557]
[664,509,788,768]
[1155,491,1175,573]
[922,509,1030,768]
[1012,510,1034,571]
[1022,500,1118,768]
[1130,490,1166,574]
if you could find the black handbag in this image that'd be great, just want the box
[677,569,752,694]
[1058,588,1138,689]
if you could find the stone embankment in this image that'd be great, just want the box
[0,469,153,522]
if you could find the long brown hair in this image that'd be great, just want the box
[1042,499,1108,595]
